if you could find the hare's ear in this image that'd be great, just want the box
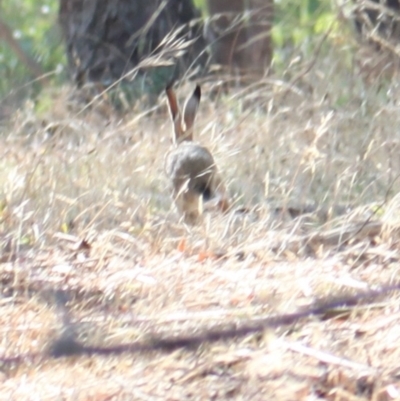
[165,84,184,143]
[182,85,201,141]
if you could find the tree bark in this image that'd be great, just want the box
[353,0,400,82]
[58,0,206,86]
[205,0,273,77]
[353,0,400,45]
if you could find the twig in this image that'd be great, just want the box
[0,16,46,81]
[283,341,376,373]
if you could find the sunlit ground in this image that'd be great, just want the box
[1,42,400,400]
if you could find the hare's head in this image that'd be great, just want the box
[164,84,229,223]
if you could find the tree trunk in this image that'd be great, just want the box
[58,0,206,87]
[205,0,273,77]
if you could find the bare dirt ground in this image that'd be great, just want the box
[2,44,400,400]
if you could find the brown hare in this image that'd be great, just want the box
[164,83,229,223]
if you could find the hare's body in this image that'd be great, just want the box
[166,142,215,196]
[165,142,216,222]
[165,84,229,223]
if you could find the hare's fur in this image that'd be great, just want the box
[164,84,229,223]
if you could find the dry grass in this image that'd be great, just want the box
[2,41,400,400]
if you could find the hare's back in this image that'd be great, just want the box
[166,142,215,182]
